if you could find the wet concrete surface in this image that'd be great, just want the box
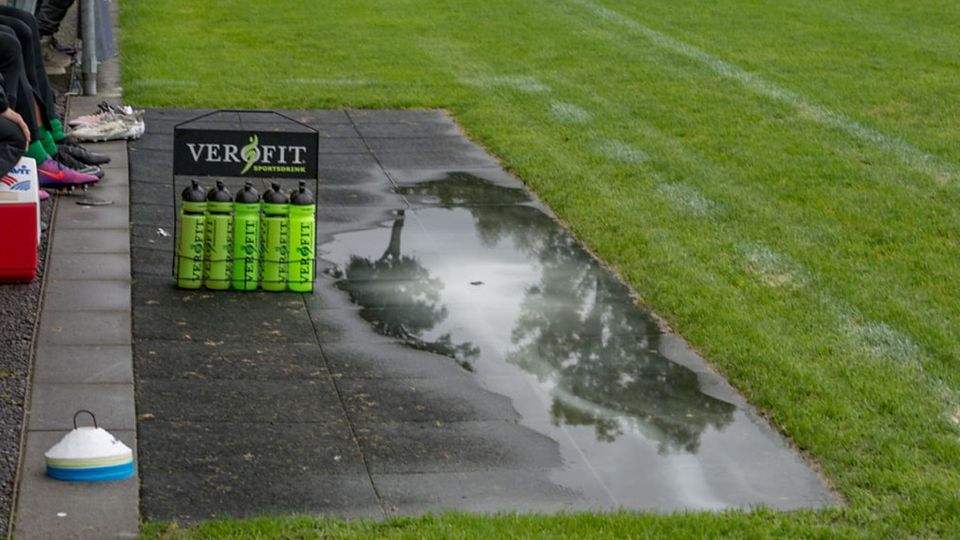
[130,109,835,523]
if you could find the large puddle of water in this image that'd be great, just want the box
[319,173,834,510]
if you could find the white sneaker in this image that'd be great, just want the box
[126,119,146,139]
[70,117,145,141]
[68,104,144,127]
[68,110,114,128]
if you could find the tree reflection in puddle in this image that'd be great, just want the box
[322,173,734,454]
[331,211,480,371]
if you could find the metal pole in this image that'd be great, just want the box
[81,0,97,95]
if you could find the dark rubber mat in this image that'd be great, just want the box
[130,109,835,523]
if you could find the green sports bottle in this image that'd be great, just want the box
[261,183,289,291]
[203,181,233,290]
[288,181,316,293]
[176,180,206,289]
[232,182,261,291]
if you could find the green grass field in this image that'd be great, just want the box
[123,0,960,537]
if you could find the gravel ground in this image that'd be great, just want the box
[0,200,53,537]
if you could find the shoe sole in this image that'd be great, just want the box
[41,184,97,194]
[71,125,144,142]
[39,180,98,190]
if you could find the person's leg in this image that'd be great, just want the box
[0,29,43,158]
[0,30,95,186]
[0,108,46,198]
[18,0,73,73]
[34,0,74,37]
[0,7,107,170]
[0,8,57,98]
[0,11,56,127]
[0,115,26,175]
[0,24,61,163]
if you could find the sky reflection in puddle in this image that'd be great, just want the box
[319,173,834,510]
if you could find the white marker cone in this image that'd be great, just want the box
[44,410,134,482]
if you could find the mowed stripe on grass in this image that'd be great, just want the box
[570,0,960,185]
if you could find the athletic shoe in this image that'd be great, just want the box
[37,159,98,188]
[40,36,72,73]
[126,118,146,139]
[56,150,104,179]
[48,35,77,55]
[68,103,143,127]
[68,104,121,127]
[44,62,66,77]
[67,110,113,128]
[58,140,111,165]
[39,189,49,202]
[69,117,144,142]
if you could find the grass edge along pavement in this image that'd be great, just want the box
[123,0,960,538]
[140,510,859,540]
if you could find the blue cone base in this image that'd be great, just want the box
[46,461,135,482]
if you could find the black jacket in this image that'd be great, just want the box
[0,72,8,111]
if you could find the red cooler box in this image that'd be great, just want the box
[0,158,40,282]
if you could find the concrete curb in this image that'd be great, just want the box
[12,2,138,538]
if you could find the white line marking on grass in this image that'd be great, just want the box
[569,0,959,184]
[281,78,372,86]
[654,182,719,217]
[550,102,592,124]
[735,243,807,288]
[838,309,959,433]
[596,139,649,163]
[844,317,920,364]
[128,79,198,88]
[462,75,550,93]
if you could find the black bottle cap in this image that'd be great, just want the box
[181,180,206,202]
[262,182,288,204]
[206,180,232,202]
[290,181,315,205]
[235,182,260,203]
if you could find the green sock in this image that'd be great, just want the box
[38,128,58,156]
[25,140,50,163]
[49,118,67,142]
